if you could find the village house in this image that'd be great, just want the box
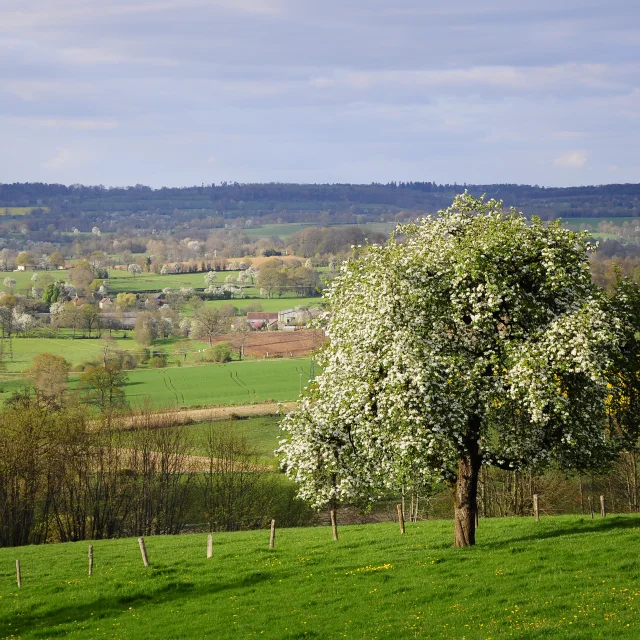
[246,311,278,330]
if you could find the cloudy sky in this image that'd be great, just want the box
[1,0,639,187]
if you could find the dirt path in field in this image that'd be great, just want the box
[123,401,297,428]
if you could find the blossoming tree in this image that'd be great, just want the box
[279,194,621,547]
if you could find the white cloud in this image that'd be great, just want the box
[41,148,77,170]
[553,151,588,168]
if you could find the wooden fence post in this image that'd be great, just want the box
[207,534,213,558]
[588,496,594,519]
[533,493,539,521]
[330,509,339,541]
[600,495,606,518]
[397,504,405,534]
[16,559,21,588]
[88,545,94,577]
[138,537,149,567]
[269,519,276,549]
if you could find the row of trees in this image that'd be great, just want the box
[0,402,308,547]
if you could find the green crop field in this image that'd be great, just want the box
[0,269,65,294]
[1,515,639,638]
[0,336,139,374]
[204,296,324,313]
[107,270,229,293]
[241,223,316,239]
[0,206,48,216]
[120,359,312,409]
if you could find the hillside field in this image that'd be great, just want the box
[1,515,639,639]
[117,358,312,408]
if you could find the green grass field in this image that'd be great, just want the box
[120,359,312,409]
[182,415,281,465]
[0,206,48,216]
[0,336,140,374]
[0,269,64,294]
[241,223,316,239]
[1,515,639,638]
[106,270,228,293]
[204,296,323,313]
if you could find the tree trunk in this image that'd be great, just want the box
[453,417,482,547]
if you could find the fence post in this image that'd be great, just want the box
[16,560,21,588]
[397,504,405,534]
[533,493,539,521]
[207,534,213,558]
[588,496,594,519]
[88,545,94,577]
[138,537,149,567]
[330,509,339,541]
[269,519,276,549]
[600,495,606,518]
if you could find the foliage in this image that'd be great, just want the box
[279,193,622,545]
[208,341,233,363]
[191,307,229,346]
[24,352,71,405]
[77,364,129,411]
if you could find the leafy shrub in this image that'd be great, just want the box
[208,342,232,363]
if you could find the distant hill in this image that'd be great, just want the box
[1,181,639,222]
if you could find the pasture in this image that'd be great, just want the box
[204,296,323,313]
[121,358,312,409]
[106,270,227,293]
[0,206,47,215]
[0,335,139,374]
[0,269,63,294]
[181,415,281,465]
[1,515,639,639]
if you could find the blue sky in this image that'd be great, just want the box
[1,0,639,187]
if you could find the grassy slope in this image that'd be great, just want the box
[1,515,639,639]
[106,270,228,293]
[1,336,139,374]
[120,359,312,408]
[203,296,323,313]
[182,415,281,465]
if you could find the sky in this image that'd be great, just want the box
[1,0,639,188]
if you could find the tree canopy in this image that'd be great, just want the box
[279,193,622,546]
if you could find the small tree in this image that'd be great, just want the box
[25,353,71,405]
[192,307,228,346]
[209,341,233,363]
[128,264,142,277]
[279,194,621,547]
[16,252,33,268]
[49,251,65,269]
[78,364,128,411]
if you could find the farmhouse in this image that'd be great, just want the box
[278,309,297,325]
[247,311,278,330]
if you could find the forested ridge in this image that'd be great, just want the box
[2,181,640,221]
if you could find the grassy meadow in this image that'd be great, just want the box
[118,359,312,409]
[2,515,639,639]
[106,270,227,293]
[182,415,281,465]
[0,335,139,374]
[204,296,323,313]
